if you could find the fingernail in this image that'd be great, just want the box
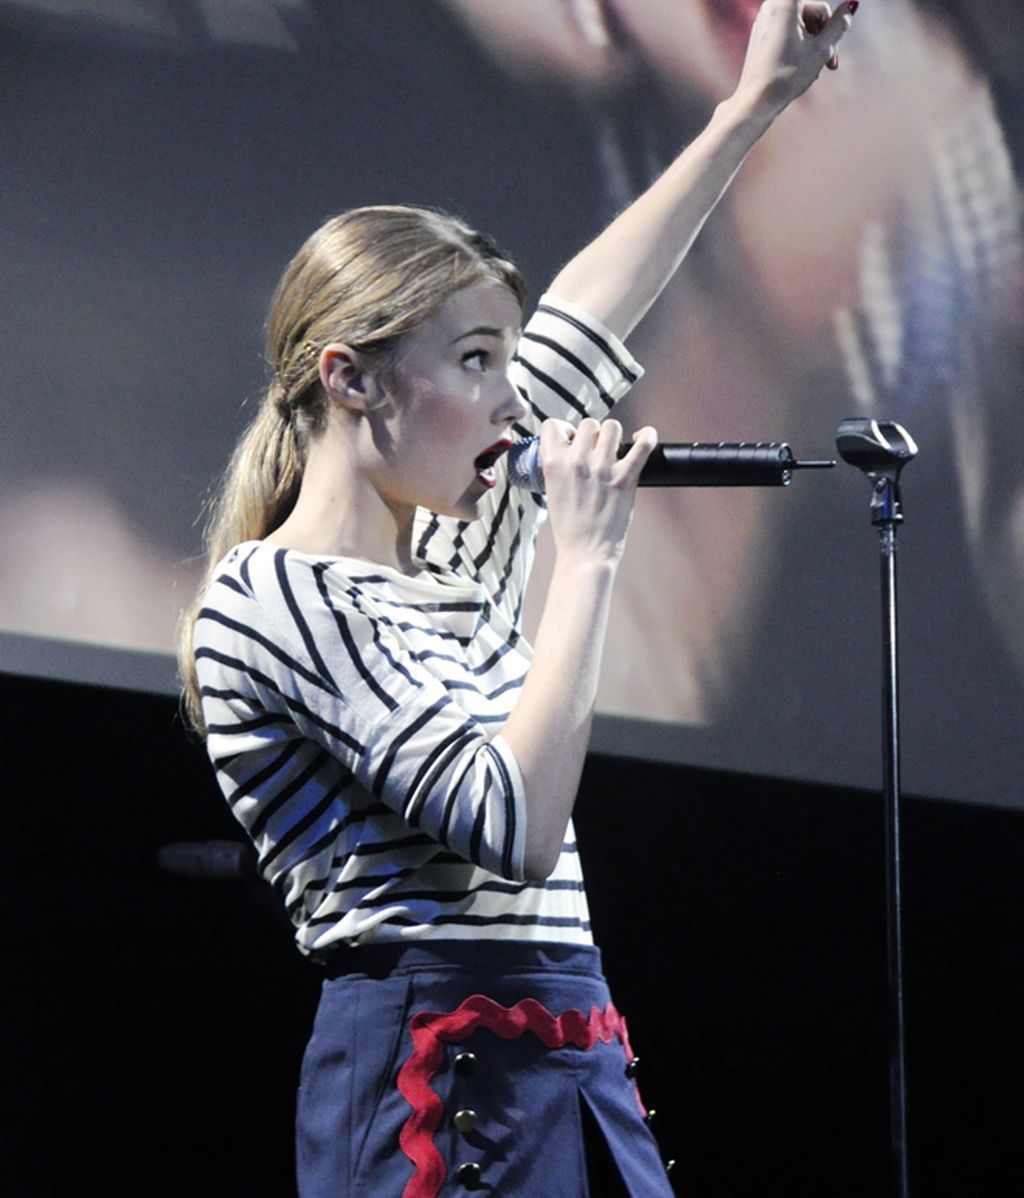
[848,1,859,13]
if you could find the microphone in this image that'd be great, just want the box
[506,437,835,492]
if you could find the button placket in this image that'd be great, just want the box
[450,1047,484,1188]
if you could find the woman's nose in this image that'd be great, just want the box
[494,376,529,425]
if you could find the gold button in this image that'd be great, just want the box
[456,1161,482,1188]
[453,1051,477,1076]
[453,1108,478,1134]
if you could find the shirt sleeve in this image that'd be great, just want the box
[195,545,528,883]
[412,293,644,628]
[508,292,644,431]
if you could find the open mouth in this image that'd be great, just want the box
[473,439,512,489]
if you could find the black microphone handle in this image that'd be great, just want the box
[506,438,809,490]
[637,442,795,487]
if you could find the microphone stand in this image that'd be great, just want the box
[836,418,918,1198]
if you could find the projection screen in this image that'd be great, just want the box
[2,0,1021,807]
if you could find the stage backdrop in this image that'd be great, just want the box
[2,0,1022,806]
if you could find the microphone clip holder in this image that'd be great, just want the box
[836,418,918,528]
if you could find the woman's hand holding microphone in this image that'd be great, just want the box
[539,417,659,572]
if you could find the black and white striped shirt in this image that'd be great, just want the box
[195,295,642,953]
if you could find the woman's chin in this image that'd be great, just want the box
[428,488,487,524]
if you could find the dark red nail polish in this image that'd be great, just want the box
[848,1,859,13]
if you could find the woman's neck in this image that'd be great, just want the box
[263,442,419,574]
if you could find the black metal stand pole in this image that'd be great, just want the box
[874,481,911,1198]
[837,420,918,1198]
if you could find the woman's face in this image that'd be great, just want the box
[362,279,527,523]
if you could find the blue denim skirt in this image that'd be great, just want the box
[295,940,674,1197]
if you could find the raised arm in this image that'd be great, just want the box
[548,0,859,340]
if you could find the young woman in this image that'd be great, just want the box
[180,4,857,1194]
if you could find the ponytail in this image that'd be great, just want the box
[177,385,303,733]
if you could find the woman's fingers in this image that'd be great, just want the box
[540,417,657,492]
[801,2,831,36]
[797,1,857,73]
[570,417,603,459]
[539,418,658,567]
[582,419,658,485]
[592,418,624,472]
[539,416,575,456]
[539,417,605,486]
[800,6,840,70]
[738,0,858,111]
[618,425,659,483]
[817,1,858,70]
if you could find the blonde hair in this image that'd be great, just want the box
[178,205,527,732]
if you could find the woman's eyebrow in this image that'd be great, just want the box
[451,325,516,343]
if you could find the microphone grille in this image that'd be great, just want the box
[506,437,545,493]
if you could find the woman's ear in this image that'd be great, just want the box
[320,344,373,413]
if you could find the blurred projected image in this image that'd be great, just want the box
[444,0,1024,726]
[0,0,1021,801]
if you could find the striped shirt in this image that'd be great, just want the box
[195,294,643,954]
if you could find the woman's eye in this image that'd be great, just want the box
[461,349,488,372]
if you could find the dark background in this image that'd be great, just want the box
[4,673,1021,1196]
[1,0,1022,807]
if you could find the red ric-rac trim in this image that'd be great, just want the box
[396,994,642,1198]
